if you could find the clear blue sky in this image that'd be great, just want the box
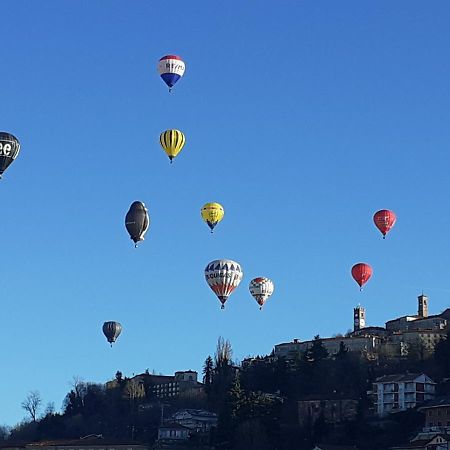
[1,0,450,426]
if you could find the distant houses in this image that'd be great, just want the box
[387,396,450,449]
[106,370,204,400]
[271,294,448,362]
[156,409,218,445]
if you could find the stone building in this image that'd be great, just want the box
[298,396,359,426]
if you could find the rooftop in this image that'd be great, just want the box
[375,373,433,383]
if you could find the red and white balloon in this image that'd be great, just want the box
[373,209,396,239]
[249,277,274,310]
[351,263,372,291]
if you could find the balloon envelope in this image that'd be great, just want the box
[204,259,243,309]
[160,130,185,162]
[125,201,149,246]
[0,132,20,178]
[351,263,372,290]
[373,210,396,238]
[249,277,274,309]
[102,321,122,345]
[158,55,185,90]
[201,203,224,232]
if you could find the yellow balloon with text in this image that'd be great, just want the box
[201,203,224,233]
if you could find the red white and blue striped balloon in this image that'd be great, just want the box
[158,55,185,90]
[204,259,243,309]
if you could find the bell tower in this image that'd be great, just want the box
[354,305,366,331]
[418,294,428,318]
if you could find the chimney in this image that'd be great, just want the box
[418,294,428,318]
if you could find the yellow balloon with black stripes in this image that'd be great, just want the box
[201,202,225,233]
[159,129,185,163]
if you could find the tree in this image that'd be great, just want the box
[233,418,271,450]
[124,378,145,401]
[63,377,89,416]
[203,355,214,387]
[115,371,123,383]
[72,376,87,400]
[336,341,349,359]
[435,333,450,371]
[208,337,236,423]
[229,373,244,419]
[305,335,329,362]
[407,337,428,361]
[44,402,55,415]
[0,425,10,440]
[21,391,42,422]
[215,336,233,369]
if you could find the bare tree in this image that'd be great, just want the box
[214,336,233,369]
[70,376,88,407]
[0,425,10,440]
[21,391,42,422]
[44,402,55,415]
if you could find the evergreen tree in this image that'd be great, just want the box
[229,373,244,419]
[336,340,349,358]
[305,335,329,362]
[434,332,450,376]
[203,355,214,387]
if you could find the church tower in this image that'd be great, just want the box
[354,305,366,331]
[418,294,429,318]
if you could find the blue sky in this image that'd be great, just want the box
[1,0,450,426]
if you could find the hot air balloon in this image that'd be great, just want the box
[160,129,185,163]
[249,277,274,310]
[351,263,372,291]
[125,201,149,247]
[0,132,20,178]
[204,259,243,309]
[201,203,224,233]
[373,209,396,239]
[158,55,185,91]
[102,321,122,346]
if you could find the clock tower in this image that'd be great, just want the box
[354,305,366,331]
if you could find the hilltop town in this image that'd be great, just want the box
[1,293,450,450]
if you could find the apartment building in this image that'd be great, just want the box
[371,373,435,417]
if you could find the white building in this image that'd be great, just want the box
[171,409,218,432]
[371,373,435,417]
[274,335,381,359]
[157,422,190,441]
